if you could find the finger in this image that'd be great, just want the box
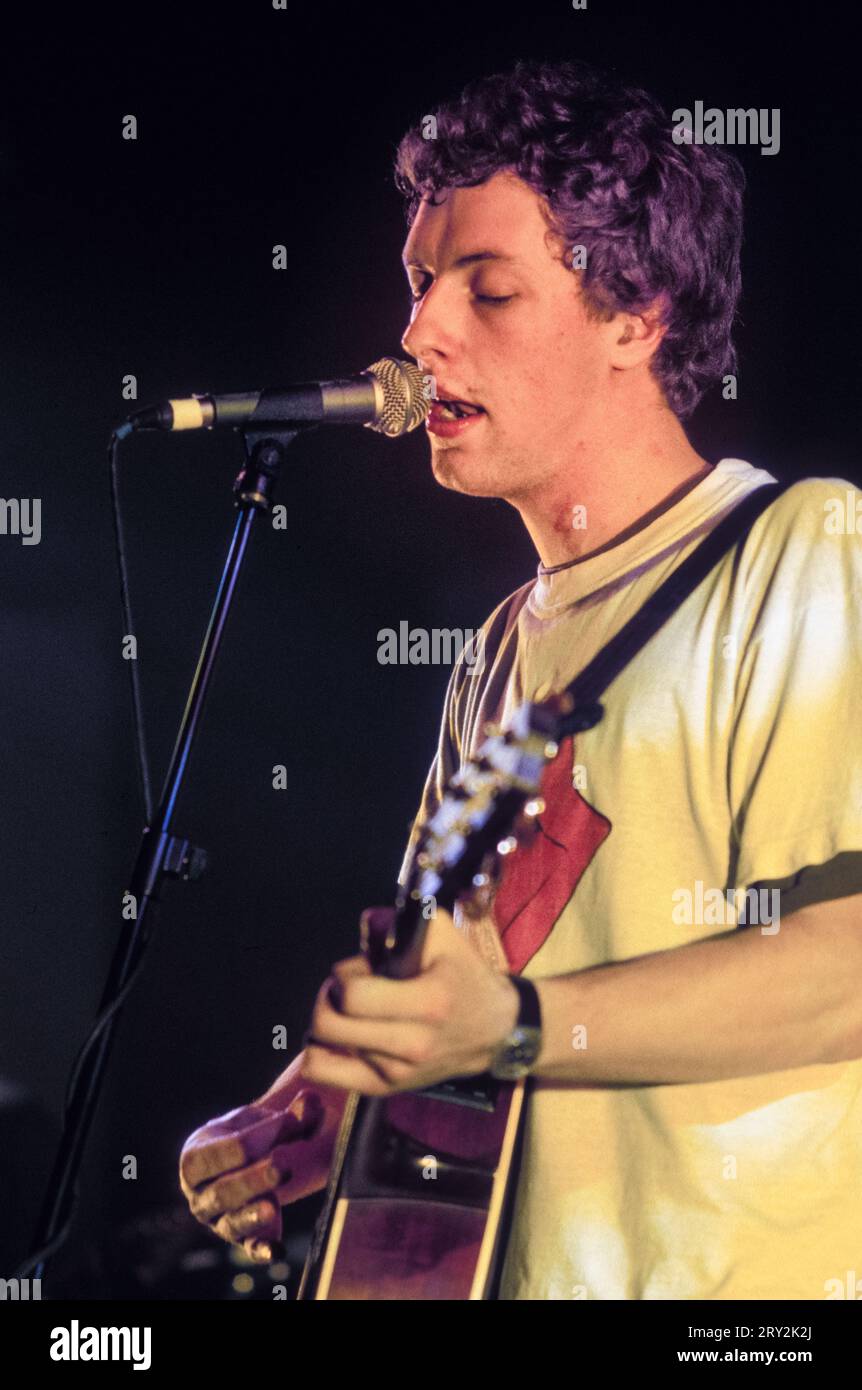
[189,1143,294,1223]
[325,956,372,1011]
[359,905,459,972]
[181,1113,279,1190]
[320,967,453,1027]
[309,998,433,1063]
[413,906,461,968]
[243,1237,286,1264]
[330,955,374,980]
[181,1091,322,1190]
[212,1195,281,1247]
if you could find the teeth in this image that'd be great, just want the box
[436,399,479,419]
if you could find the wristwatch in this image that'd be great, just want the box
[489,975,543,1080]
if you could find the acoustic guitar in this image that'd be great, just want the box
[297,690,579,1300]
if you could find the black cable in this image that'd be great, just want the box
[61,950,153,1120]
[109,430,154,824]
[10,948,152,1277]
[10,429,159,1285]
[13,1205,75,1281]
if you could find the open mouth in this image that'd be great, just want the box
[431,397,486,421]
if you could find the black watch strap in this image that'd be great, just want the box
[489,974,543,1080]
[509,974,541,1029]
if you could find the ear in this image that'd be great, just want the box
[607,297,668,370]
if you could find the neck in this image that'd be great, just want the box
[509,403,714,567]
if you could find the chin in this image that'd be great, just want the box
[429,445,503,499]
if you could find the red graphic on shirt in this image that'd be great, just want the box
[492,735,612,973]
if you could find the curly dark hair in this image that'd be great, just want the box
[394,59,746,418]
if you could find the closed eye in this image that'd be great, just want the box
[408,284,514,306]
[408,274,431,303]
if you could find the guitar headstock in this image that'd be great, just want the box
[371,694,575,976]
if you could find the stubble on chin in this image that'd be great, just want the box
[430,450,507,501]
[429,445,463,491]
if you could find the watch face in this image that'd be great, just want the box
[492,1025,542,1079]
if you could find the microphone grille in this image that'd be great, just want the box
[364,357,430,437]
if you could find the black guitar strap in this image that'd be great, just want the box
[559,479,793,734]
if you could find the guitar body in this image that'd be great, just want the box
[299,1074,527,1300]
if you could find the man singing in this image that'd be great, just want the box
[180,59,862,1300]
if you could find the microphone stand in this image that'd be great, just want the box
[28,427,299,1286]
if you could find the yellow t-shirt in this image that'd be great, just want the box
[398,458,862,1300]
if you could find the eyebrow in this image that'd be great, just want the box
[402,250,521,271]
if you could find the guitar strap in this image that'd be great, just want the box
[562,478,792,721]
[493,478,793,973]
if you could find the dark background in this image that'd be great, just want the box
[0,0,859,1297]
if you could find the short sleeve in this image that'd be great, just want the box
[748,851,862,915]
[728,478,862,893]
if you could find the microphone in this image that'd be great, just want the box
[119,357,429,440]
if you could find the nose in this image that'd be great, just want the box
[401,283,453,372]
[400,313,430,369]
